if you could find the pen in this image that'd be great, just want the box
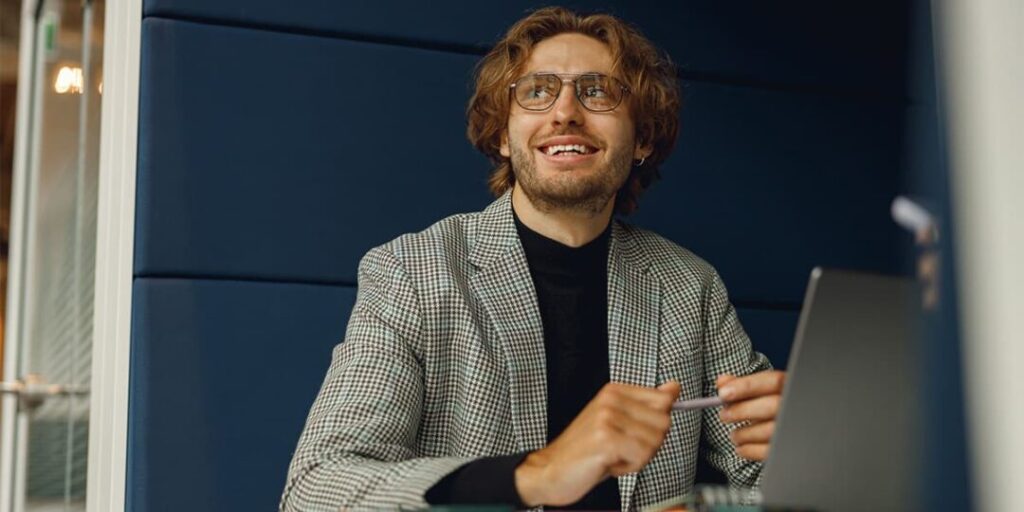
[672,396,725,411]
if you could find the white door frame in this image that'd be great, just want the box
[0,0,42,509]
[85,0,143,510]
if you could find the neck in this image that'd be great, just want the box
[511,185,614,248]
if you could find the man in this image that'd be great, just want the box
[281,7,785,511]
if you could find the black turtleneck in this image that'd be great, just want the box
[425,210,620,510]
[515,210,613,444]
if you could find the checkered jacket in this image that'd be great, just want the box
[280,193,770,511]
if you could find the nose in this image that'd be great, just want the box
[551,80,585,127]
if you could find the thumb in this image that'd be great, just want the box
[657,380,681,398]
[716,374,738,388]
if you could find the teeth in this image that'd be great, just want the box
[545,144,592,155]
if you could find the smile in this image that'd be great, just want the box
[540,144,596,156]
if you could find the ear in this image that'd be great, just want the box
[634,141,654,161]
[499,131,510,158]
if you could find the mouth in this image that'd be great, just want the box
[536,143,600,164]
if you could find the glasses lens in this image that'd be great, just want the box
[577,74,621,112]
[515,74,560,110]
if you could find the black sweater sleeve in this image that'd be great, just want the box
[425,452,531,507]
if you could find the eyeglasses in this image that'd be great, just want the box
[509,73,630,113]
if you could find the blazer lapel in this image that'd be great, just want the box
[469,193,549,452]
[608,222,661,511]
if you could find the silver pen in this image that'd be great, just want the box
[671,396,725,411]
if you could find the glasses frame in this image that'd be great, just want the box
[509,72,631,113]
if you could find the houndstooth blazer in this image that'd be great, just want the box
[280,192,771,511]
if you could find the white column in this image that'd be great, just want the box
[940,1,1024,510]
[86,0,143,510]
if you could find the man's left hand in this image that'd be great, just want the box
[715,370,787,461]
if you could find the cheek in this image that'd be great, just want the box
[503,118,536,153]
[591,115,636,150]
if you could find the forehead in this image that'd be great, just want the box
[524,33,615,74]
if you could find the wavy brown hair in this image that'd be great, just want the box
[467,6,681,214]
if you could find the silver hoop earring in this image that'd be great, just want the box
[635,156,646,167]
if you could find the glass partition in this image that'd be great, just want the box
[3,0,104,510]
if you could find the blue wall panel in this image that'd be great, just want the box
[633,83,905,303]
[144,0,909,99]
[136,18,492,285]
[137,18,903,303]
[903,0,971,507]
[736,307,800,369]
[128,278,356,511]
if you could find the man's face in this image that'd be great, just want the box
[500,33,642,214]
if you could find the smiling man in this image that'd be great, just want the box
[281,7,784,511]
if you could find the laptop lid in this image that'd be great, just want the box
[759,268,922,512]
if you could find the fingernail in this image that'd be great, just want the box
[720,409,732,422]
[719,386,735,400]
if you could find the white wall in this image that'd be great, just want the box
[940,1,1024,510]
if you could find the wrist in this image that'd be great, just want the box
[514,450,550,507]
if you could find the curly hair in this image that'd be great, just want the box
[467,6,681,214]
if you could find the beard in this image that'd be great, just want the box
[509,136,632,215]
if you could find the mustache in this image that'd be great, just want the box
[531,129,603,149]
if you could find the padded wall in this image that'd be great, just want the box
[903,0,971,507]
[132,2,911,510]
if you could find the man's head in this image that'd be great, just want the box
[467,7,681,215]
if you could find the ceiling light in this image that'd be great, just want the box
[55,66,83,94]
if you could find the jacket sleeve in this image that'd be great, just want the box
[279,245,476,511]
[698,270,773,488]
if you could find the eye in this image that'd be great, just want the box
[579,75,614,98]
[526,84,554,99]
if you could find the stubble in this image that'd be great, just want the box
[509,141,632,215]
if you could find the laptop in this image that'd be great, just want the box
[649,268,923,511]
[760,267,923,511]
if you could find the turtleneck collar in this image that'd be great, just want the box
[513,206,612,278]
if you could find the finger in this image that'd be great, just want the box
[589,400,668,448]
[657,380,682,400]
[605,423,662,475]
[717,371,786,402]
[614,400,672,439]
[730,421,775,446]
[735,442,770,461]
[715,374,737,388]
[602,382,676,411]
[720,395,780,423]
[600,398,673,454]
[605,399,672,446]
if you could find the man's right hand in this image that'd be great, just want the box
[514,381,681,507]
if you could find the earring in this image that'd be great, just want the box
[635,156,646,167]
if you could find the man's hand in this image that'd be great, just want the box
[716,371,786,461]
[514,381,681,507]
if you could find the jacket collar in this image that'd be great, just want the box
[468,191,653,274]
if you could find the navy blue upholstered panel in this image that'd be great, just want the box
[144,1,909,98]
[128,278,356,511]
[136,18,492,283]
[136,18,903,303]
[736,307,800,370]
[632,83,905,303]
